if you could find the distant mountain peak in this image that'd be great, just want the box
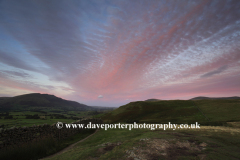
[144,98,161,102]
[190,96,240,100]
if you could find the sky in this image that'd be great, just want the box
[0,0,240,107]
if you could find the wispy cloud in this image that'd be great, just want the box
[200,65,228,78]
[0,51,38,72]
[0,70,31,78]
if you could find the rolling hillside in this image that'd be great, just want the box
[101,99,240,124]
[0,93,92,112]
[194,99,240,122]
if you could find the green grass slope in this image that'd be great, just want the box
[194,99,240,122]
[101,99,240,124]
[101,100,207,124]
[44,127,240,160]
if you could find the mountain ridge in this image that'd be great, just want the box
[144,99,161,102]
[0,93,91,111]
[190,96,240,100]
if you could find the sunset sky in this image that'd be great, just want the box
[0,0,240,107]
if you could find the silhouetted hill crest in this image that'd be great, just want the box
[0,93,91,111]
[190,96,240,100]
[144,99,161,102]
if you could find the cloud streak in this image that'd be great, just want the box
[200,65,228,78]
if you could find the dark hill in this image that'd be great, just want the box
[0,97,11,101]
[0,93,91,111]
[190,96,240,100]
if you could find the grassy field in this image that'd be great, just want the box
[0,118,75,128]
[43,125,240,160]
[0,110,102,128]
